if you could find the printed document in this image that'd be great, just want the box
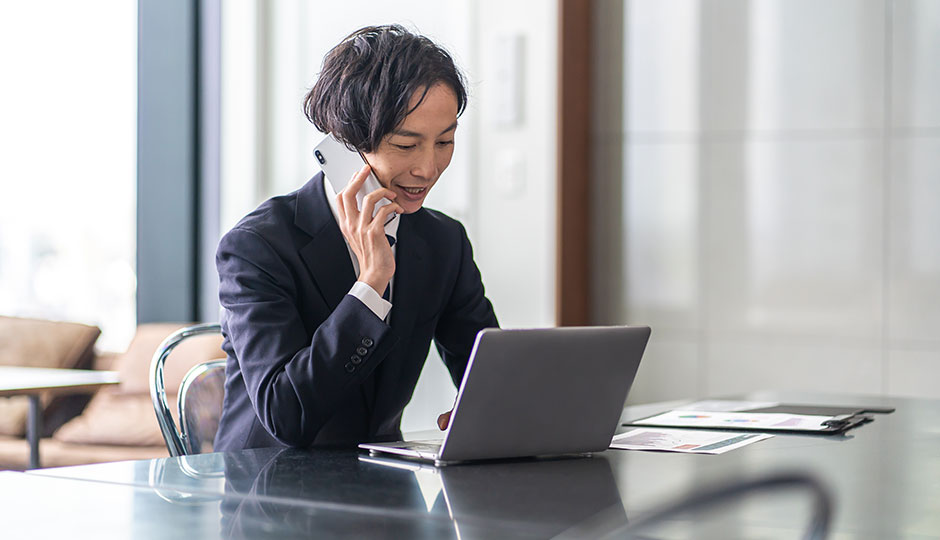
[677,400,779,412]
[610,428,773,455]
[632,410,833,431]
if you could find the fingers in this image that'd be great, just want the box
[370,204,401,233]
[348,163,371,191]
[437,410,452,430]
[340,164,372,222]
[359,187,401,227]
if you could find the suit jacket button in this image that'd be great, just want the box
[356,346,369,356]
[344,362,355,373]
[361,337,374,347]
[350,355,362,365]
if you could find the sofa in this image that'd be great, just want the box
[0,317,225,470]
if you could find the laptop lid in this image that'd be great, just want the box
[438,326,650,462]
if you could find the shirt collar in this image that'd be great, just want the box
[323,174,400,241]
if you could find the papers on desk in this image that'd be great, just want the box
[610,428,773,455]
[632,410,834,432]
[678,400,780,412]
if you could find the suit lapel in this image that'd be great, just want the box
[294,173,356,312]
[295,174,379,415]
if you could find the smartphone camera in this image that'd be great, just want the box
[314,149,326,165]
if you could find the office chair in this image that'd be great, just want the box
[619,471,833,540]
[150,323,226,457]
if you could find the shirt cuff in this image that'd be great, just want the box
[348,281,392,321]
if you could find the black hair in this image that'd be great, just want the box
[303,24,468,153]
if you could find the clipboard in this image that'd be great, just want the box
[744,403,895,416]
[623,402,894,435]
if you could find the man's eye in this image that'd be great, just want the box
[437,140,455,146]
[394,144,416,150]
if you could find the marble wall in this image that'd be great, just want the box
[592,0,940,401]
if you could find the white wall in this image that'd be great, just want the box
[593,0,940,402]
[220,1,557,430]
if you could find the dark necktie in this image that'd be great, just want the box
[383,234,395,301]
[365,233,396,415]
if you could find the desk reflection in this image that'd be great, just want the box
[220,449,627,539]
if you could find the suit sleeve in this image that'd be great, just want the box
[433,222,499,387]
[217,227,397,447]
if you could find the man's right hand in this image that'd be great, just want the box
[335,164,404,296]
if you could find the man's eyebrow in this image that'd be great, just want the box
[391,122,459,138]
[438,121,458,136]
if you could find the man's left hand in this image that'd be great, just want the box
[437,410,452,430]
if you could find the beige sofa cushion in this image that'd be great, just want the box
[53,389,167,447]
[53,323,224,447]
[0,316,101,437]
[114,323,224,396]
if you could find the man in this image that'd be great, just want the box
[214,25,499,451]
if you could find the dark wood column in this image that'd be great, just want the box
[557,0,593,326]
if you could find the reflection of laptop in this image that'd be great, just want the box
[359,326,651,465]
[359,454,629,537]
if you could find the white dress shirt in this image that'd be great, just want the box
[323,175,399,321]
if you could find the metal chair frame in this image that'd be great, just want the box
[149,323,223,457]
[178,358,227,454]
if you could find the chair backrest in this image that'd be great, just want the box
[178,359,226,455]
[150,323,224,457]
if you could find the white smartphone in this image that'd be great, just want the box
[313,133,392,220]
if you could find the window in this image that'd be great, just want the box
[0,1,137,351]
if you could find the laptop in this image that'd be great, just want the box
[359,325,651,465]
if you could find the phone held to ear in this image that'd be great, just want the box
[314,134,393,221]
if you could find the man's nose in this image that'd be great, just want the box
[410,147,438,180]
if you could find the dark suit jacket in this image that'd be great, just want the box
[214,172,498,451]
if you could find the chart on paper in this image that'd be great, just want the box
[632,410,833,431]
[610,429,773,455]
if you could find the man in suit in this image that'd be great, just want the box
[214,25,499,452]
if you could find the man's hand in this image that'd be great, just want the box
[437,409,453,430]
[335,164,404,296]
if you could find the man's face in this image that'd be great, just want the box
[363,83,458,214]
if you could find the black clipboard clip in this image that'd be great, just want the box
[820,414,874,432]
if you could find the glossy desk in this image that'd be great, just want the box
[4,391,939,539]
